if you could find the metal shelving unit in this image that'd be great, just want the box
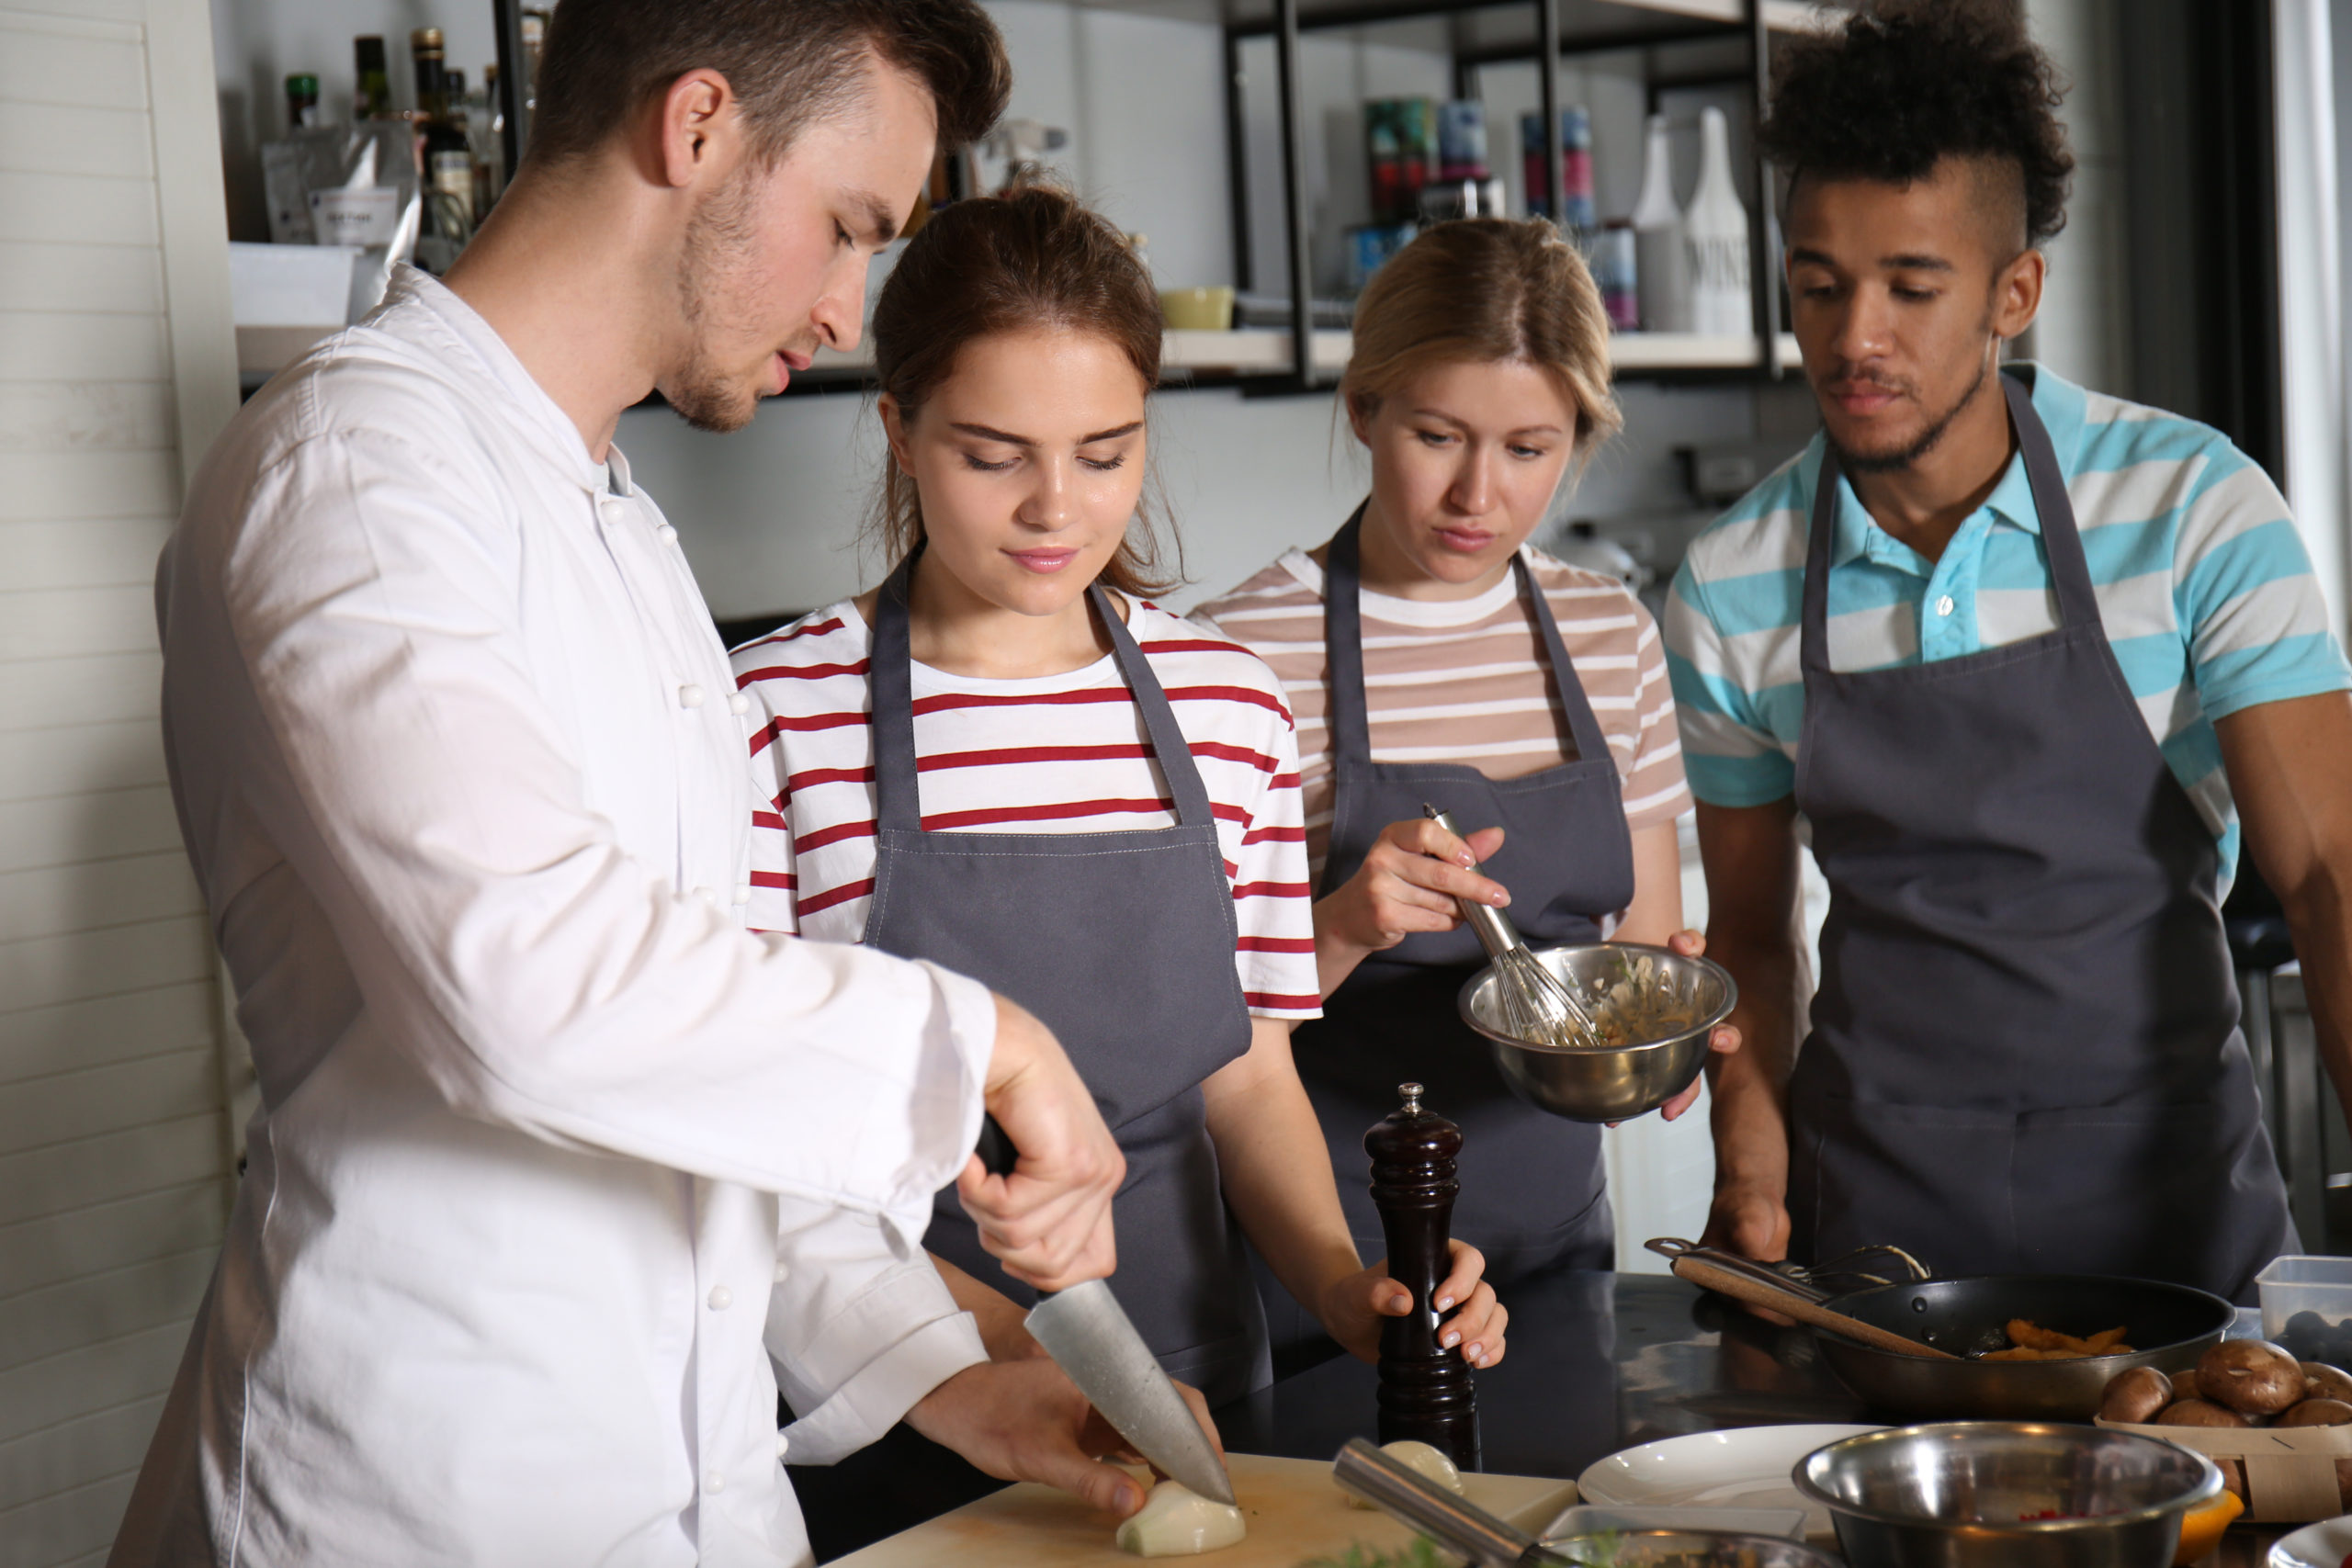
[1216,0,1825,394]
[602,0,1839,401]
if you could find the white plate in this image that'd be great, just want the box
[2271,1514,2352,1568]
[1577,1425,1885,1538]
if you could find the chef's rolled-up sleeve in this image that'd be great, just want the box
[766,1194,988,1464]
[200,424,994,1239]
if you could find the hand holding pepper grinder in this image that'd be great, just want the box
[1365,1080,1479,1469]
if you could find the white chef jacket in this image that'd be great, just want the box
[113,266,995,1567]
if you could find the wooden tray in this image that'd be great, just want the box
[832,1451,1576,1567]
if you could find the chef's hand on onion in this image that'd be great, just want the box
[906,1355,1223,1521]
[960,996,1128,1292]
[1318,1240,1509,1369]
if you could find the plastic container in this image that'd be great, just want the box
[2256,1255,2352,1360]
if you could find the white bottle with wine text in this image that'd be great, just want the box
[1685,106,1753,338]
[1630,114,1690,333]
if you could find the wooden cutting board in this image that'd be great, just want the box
[832,1451,1576,1568]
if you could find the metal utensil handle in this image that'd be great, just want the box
[1423,806,1525,963]
[1644,1237,1833,1304]
[1332,1439,1557,1568]
[1666,1256,1962,1360]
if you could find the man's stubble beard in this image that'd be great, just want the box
[664,171,764,435]
[1826,312,2000,477]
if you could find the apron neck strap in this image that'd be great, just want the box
[1802,369,2096,674]
[869,554,1217,833]
[1321,507,1611,765]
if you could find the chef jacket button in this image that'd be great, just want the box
[775,1431,791,1460]
[731,884,752,906]
[774,1258,791,1283]
[658,524,679,546]
[679,683,705,708]
[708,1284,733,1311]
[728,691,750,716]
[705,1472,726,1495]
[1935,594,1955,617]
[694,886,717,907]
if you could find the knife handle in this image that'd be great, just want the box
[972,1114,1056,1302]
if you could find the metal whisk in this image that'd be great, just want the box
[1424,805,1602,1049]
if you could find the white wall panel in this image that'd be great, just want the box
[0,313,172,385]
[0,0,232,1560]
[0,652,161,731]
[0,1180,222,1298]
[0,721,169,803]
[0,1395,166,1514]
[0,855,201,945]
[0,517,173,588]
[0,786,187,876]
[0,243,164,315]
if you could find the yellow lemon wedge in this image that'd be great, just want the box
[2172,1486,2244,1565]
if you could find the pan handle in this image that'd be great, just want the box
[1332,1439,1557,1568]
[1644,1237,1834,1304]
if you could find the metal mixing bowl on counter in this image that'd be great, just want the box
[1456,942,1736,1122]
[1545,1531,1842,1567]
[1792,1422,2222,1568]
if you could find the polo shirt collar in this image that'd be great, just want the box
[1812,359,2082,568]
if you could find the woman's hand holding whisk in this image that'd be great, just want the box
[1312,817,1509,997]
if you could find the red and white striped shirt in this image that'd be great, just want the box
[730,596,1323,1019]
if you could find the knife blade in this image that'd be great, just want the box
[973,1115,1238,1506]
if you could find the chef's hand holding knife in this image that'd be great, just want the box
[956,994,1125,1291]
[912,997,1216,1518]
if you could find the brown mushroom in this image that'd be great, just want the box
[2337,1457,2352,1511]
[2155,1398,2251,1428]
[2279,1397,2352,1427]
[2198,1339,2308,1416]
[2303,1362,2352,1404]
[2217,1458,2246,1501]
[2099,1366,2174,1424]
[2169,1368,2203,1403]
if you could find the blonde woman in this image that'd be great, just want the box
[1196,220,1738,1308]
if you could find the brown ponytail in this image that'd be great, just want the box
[866,182,1179,596]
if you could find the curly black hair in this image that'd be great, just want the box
[1758,0,2074,247]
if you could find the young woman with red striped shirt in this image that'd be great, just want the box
[730,186,1503,1418]
[1197,220,1742,1319]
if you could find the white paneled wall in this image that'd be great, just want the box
[0,0,236,1563]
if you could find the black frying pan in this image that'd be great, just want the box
[1652,1240,2234,1421]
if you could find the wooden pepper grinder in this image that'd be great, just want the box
[1365,1080,1479,1470]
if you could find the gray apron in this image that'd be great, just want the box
[860,557,1269,1404]
[1785,372,2295,1303]
[1291,512,1634,1287]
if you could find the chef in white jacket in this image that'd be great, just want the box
[110,4,1140,1564]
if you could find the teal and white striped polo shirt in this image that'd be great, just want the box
[1664,363,2351,888]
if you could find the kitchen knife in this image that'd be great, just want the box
[974,1115,1238,1506]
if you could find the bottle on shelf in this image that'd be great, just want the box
[354,35,390,119]
[1592,220,1639,332]
[1520,107,1595,233]
[285,73,320,132]
[411,28,476,271]
[1685,107,1753,339]
[1631,113,1690,333]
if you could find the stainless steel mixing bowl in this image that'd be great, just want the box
[1545,1531,1843,1567]
[1456,942,1736,1122]
[1792,1422,2222,1568]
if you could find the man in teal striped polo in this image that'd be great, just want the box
[1667,1,2352,1300]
